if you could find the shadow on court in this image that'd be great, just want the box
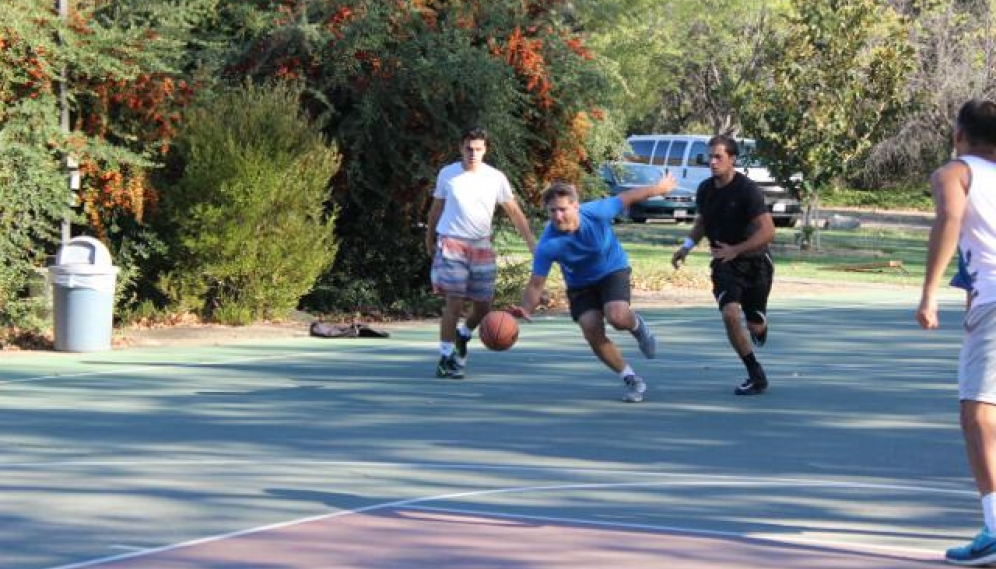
[0,290,970,568]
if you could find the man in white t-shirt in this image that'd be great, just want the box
[917,98,996,566]
[425,127,536,379]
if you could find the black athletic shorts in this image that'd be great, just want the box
[711,254,774,323]
[567,268,632,322]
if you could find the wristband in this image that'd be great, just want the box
[682,237,696,250]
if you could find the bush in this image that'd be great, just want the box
[822,184,933,211]
[158,82,340,324]
[232,1,619,317]
[0,98,68,332]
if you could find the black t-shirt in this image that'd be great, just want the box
[696,172,768,252]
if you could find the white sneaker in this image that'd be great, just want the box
[622,375,646,403]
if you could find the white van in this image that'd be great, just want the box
[625,134,801,227]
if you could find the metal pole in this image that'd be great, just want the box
[58,0,71,246]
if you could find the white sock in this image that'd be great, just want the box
[458,324,472,338]
[983,493,996,532]
[630,314,643,332]
[440,342,455,357]
[618,365,635,379]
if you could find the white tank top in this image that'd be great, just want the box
[960,155,996,307]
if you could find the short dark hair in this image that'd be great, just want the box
[708,134,739,157]
[957,99,996,147]
[461,126,489,146]
[542,181,579,206]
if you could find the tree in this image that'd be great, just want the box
[578,0,789,135]
[857,0,996,188]
[0,4,63,330]
[226,0,621,313]
[742,0,916,248]
[0,0,211,333]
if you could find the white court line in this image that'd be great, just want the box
[43,475,948,569]
[106,546,145,552]
[1,296,930,387]
[0,337,439,386]
[0,321,581,386]
[0,351,329,386]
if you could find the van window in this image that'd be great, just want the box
[650,140,669,166]
[689,141,709,166]
[666,141,687,167]
[627,140,654,164]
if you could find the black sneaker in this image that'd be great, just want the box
[454,331,471,366]
[749,325,768,348]
[734,377,768,395]
[436,355,465,379]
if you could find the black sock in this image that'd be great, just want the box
[740,352,766,382]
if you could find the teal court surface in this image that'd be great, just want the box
[0,286,978,568]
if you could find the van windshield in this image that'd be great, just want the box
[614,164,661,185]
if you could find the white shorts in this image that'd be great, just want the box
[959,302,996,403]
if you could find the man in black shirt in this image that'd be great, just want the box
[671,135,776,395]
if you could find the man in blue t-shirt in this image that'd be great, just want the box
[511,173,677,403]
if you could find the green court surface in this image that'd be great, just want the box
[0,286,975,568]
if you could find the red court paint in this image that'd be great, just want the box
[86,508,944,569]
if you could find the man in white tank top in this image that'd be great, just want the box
[917,98,996,566]
[425,127,536,379]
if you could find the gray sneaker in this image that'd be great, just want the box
[632,314,656,359]
[622,374,646,403]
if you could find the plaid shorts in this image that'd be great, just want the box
[431,236,497,302]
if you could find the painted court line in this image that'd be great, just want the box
[2,296,924,387]
[0,351,331,386]
[0,334,435,386]
[106,546,145,552]
[42,473,961,569]
[0,458,976,497]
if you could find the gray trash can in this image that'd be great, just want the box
[49,236,119,352]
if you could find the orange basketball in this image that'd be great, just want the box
[479,310,519,351]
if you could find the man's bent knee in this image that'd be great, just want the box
[603,303,632,330]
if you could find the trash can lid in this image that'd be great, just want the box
[48,264,120,276]
[56,236,113,266]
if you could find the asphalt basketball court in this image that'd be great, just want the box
[0,286,973,568]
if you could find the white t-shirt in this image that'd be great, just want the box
[960,155,996,307]
[433,162,514,240]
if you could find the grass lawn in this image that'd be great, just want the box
[494,218,939,300]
